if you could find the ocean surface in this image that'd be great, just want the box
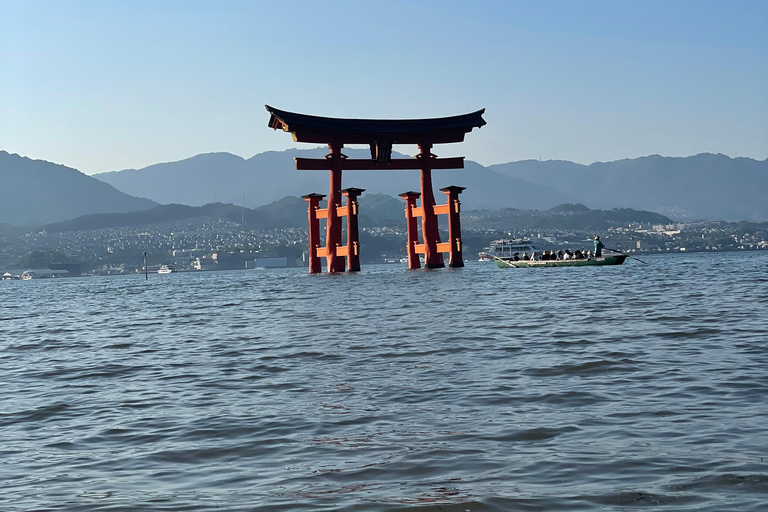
[2,251,767,511]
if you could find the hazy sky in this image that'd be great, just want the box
[1,0,766,175]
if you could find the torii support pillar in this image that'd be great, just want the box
[341,187,365,272]
[440,186,466,267]
[325,143,346,273]
[399,191,421,270]
[302,193,325,274]
[417,143,445,269]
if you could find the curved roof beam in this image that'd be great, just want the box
[266,105,486,145]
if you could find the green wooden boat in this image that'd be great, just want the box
[493,253,627,268]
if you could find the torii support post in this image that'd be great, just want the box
[341,187,365,272]
[302,193,325,274]
[440,186,466,267]
[417,143,444,269]
[399,191,421,270]
[326,143,346,273]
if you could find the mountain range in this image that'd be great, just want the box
[0,151,156,226]
[1,149,766,226]
[94,148,573,215]
[489,153,768,222]
[94,149,767,221]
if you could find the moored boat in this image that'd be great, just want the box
[494,251,627,268]
[157,265,172,274]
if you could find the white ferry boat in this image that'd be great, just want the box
[157,265,172,274]
[478,239,540,261]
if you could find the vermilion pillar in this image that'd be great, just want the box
[417,143,445,269]
[342,187,365,272]
[326,143,345,272]
[440,186,466,268]
[302,193,325,274]
[399,191,421,270]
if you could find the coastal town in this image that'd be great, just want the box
[1,215,766,278]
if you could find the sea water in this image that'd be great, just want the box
[2,251,767,511]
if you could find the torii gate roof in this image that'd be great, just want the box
[266,105,486,145]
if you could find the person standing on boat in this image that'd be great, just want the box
[594,236,605,257]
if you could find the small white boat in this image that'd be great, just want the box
[20,270,32,280]
[157,265,172,274]
[2,272,13,280]
[479,239,540,261]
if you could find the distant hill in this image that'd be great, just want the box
[40,195,674,235]
[94,148,573,212]
[0,151,157,226]
[6,149,765,225]
[95,150,768,221]
[41,194,420,233]
[489,154,768,221]
[42,200,303,233]
[95,152,252,207]
[462,203,673,230]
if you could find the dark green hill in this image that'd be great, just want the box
[42,200,302,232]
[462,204,672,231]
[41,193,674,235]
[41,194,412,232]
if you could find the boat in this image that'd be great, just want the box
[157,265,172,274]
[2,272,12,280]
[20,270,32,280]
[479,239,540,261]
[493,251,627,268]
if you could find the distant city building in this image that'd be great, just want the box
[251,257,287,268]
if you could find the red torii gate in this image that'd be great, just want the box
[266,105,486,273]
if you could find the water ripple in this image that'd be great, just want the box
[1,252,767,511]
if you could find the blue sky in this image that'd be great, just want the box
[1,0,766,174]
